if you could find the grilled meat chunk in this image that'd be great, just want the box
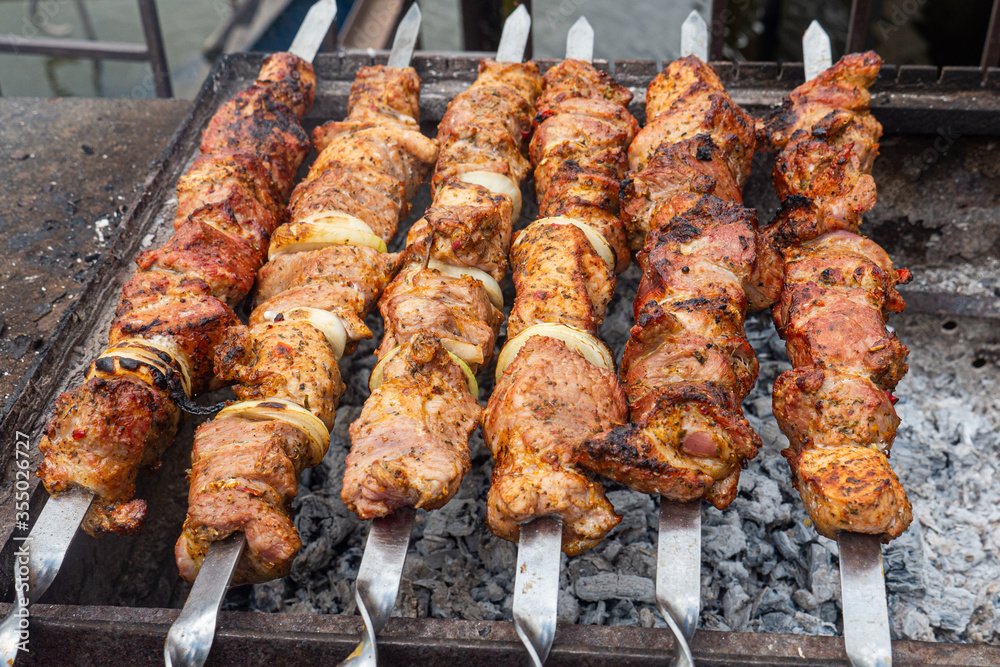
[404,180,514,281]
[344,335,481,518]
[759,52,883,250]
[176,150,284,232]
[433,59,541,188]
[507,222,615,339]
[630,56,755,188]
[485,336,626,554]
[377,264,503,373]
[38,377,180,536]
[176,416,313,584]
[200,85,310,199]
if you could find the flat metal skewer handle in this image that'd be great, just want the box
[0,488,93,666]
[513,515,563,667]
[839,532,893,667]
[657,499,701,667]
[339,507,415,667]
[163,534,246,667]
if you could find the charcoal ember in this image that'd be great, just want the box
[479,535,516,575]
[722,583,752,630]
[613,543,656,579]
[758,584,797,617]
[567,551,614,584]
[574,573,656,604]
[792,589,819,612]
[808,543,839,604]
[608,599,639,626]
[701,511,747,561]
[579,600,607,626]
[289,494,354,580]
[423,498,478,537]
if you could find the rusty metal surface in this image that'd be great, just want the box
[2,603,998,666]
[0,97,190,409]
[1,51,1000,664]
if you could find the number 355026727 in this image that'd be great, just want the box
[14,431,31,529]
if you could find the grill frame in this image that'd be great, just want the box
[2,51,999,665]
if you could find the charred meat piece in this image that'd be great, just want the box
[39,55,315,538]
[485,336,626,555]
[761,52,913,541]
[483,59,636,553]
[758,52,883,251]
[344,335,481,519]
[177,65,437,581]
[583,57,777,510]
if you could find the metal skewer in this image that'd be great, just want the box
[646,13,711,667]
[162,3,341,666]
[338,9,530,667]
[0,488,93,665]
[799,21,892,667]
[507,16,585,667]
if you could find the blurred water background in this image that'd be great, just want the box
[0,0,995,98]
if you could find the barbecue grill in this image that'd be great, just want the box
[2,33,1000,666]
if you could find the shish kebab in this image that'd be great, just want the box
[759,22,910,666]
[0,2,329,662]
[165,6,432,667]
[481,17,638,666]
[578,11,783,664]
[338,7,538,665]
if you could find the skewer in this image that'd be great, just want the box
[507,17,591,667]
[646,12,712,667]
[338,8,532,667]
[162,3,340,666]
[0,488,92,664]
[799,22,893,667]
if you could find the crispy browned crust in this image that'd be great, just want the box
[39,56,314,537]
[482,60,635,553]
[178,64,437,581]
[761,51,912,541]
[580,58,772,509]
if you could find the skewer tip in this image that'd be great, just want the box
[565,16,594,63]
[680,10,709,62]
[802,20,833,81]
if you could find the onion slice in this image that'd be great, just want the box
[268,213,386,259]
[263,307,348,360]
[446,351,479,398]
[425,259,504,310]
[495,323,614,382]
[440,338,484,365]
[92,337,193,397]
[518,216,615,270]
[459,170,522,222]
[368,346,401,392]
[217,397,330,467]
[369,345,479,398]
